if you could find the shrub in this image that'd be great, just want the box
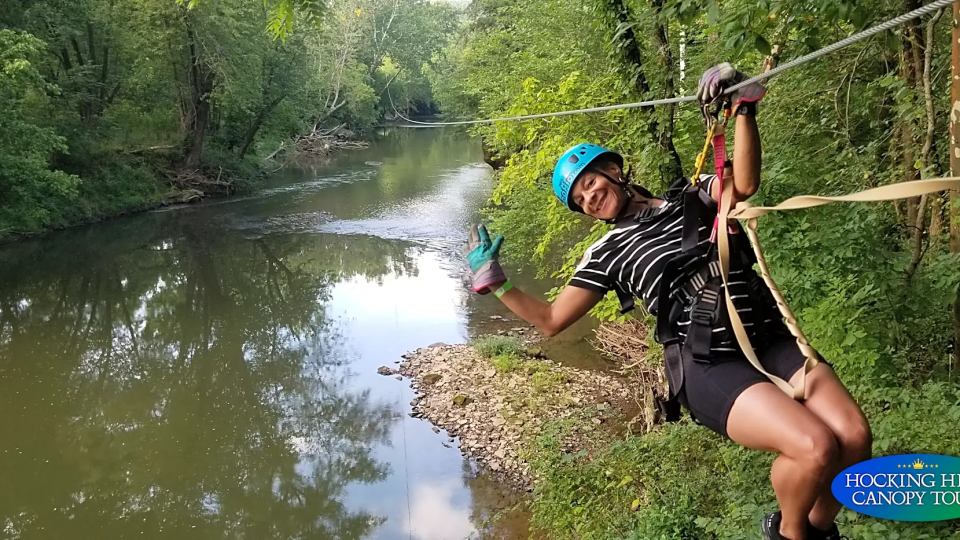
[491,353,522,374]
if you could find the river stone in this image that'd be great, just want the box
[422,373,442,385]
[377,366,398,376]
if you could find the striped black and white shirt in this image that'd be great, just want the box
[569,176,782,354]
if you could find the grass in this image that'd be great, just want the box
[520,380,960,540]
[473,335,526,358]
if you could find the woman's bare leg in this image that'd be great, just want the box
[793,364,873,530]
[726,382,839,540]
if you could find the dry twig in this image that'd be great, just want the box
[592,319,667,433]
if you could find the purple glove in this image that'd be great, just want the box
[697,62,766,108]
[465,225,506,295]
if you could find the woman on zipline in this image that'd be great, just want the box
[465,64,871,540]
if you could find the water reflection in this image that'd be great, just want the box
[0,221,415,539]
[0,128,559,540]
[406,479,475,540]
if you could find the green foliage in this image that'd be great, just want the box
[491,353,523,373]
[531,369,567,394]
[473,335,525,358]
[0,29,80,233]
[525,381,960,540]
[0,0,457,238]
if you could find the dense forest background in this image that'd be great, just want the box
[0,0,456,237]
[425,0,960,538]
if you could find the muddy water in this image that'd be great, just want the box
[0,128,604,539]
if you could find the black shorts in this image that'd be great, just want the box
[681,336,826,438]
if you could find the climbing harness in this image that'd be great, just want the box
[389,0,956,127]
[699,99,819,401]
[651,100,774,420]
[675,100,960,403]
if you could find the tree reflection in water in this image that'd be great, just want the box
[0,217,418,539]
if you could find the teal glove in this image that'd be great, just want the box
[465,225,506,294]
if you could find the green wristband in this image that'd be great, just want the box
[493,280,513,299]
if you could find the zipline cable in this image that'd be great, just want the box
[390,0,956,126]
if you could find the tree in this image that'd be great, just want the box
[0,29,79,232]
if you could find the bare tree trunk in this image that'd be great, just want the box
[238,95,286,159]
[928,11,946,241]
[650,0,682,182]
[761,21,788,74]
[311,99,349,133]
[950,1,960,369]
[900,0,924,263]
[906,8,944,280]
[184,22,214,170]
[377,67,403,98]
[930,197,944,237]
[761,42,783,73]
[603,0,683,181]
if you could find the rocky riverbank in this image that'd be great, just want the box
[394,340,635,491]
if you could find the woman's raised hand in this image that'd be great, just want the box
[465,224,506,294]
[697,63,766,108]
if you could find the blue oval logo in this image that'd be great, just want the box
[832,454,960,521]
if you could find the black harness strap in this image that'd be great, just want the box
[615,285,635,314]
[681,188,700,252]
[653,181,727,423]
[686,282,721,362]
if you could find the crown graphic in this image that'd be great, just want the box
[912,459,926,470]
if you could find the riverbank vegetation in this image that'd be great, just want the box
[428,0,960,538]
[0,0,456,239]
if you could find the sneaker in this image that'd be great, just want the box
[808,521,845,540]
[762,511,789,540]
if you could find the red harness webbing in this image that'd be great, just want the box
[709,127,734,243]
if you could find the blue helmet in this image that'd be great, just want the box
[552,143,624,210]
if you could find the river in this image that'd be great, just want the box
[0,128,601,539]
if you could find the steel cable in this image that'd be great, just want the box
[390,0,955,126]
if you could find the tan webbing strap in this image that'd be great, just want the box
[718,176,960,400]
[717,173,806,398]
[728,177,960,219]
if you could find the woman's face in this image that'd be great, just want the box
[570,161,624,221]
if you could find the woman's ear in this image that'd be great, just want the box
[602,160,625,180]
